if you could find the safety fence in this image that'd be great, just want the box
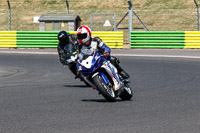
[0,31,123,48]
[2,31,200,49]
[131,31,200,49]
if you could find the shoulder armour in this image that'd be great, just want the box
[92,37,102,42]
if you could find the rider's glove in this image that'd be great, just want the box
[66,59,72,64]
[103,51,110,57]
[71,54,77,62]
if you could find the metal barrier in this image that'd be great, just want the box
[0,31,123,48]
[17,31,58,48]
[0,31,17,47]
[185,31,200,48]
[131,31,186,48]
[131,31,200,49]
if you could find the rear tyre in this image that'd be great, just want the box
[119,84,132,100]
[93,74,116,102]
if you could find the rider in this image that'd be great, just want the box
[76,25,129,79]
[57,30,78,76]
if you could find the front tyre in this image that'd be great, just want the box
[93,74,116,102]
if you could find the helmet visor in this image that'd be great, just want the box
[77,33,87,39]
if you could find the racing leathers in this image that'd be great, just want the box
[57,34,78,76]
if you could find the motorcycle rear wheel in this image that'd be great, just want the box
[93,74,116,102]
[119,84,133,100]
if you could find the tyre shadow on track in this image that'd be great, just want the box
[63,85,89,88]
[81,99,123,103]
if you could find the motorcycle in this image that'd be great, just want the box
[76,49,132,102]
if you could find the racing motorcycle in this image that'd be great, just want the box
[76,49,132,102]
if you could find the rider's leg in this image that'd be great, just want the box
[110,56,129,79]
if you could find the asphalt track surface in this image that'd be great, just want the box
[0,49,200,133]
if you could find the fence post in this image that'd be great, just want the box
[66,0,69,15]
[113,14,116,31]
[128,0,133,48]
[90,14,93,31]
[7,0,11,31]
[194,0,199,31]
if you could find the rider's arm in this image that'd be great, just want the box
[69,34,79,47]
[57,44,68,65]
[96,37,111,53]
[68,34,79,61]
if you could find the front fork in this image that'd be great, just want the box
[100,61,123,91]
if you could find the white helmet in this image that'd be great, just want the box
[77,25,91,44]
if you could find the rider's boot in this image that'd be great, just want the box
[110,56,129,79]
[116,65,129,79]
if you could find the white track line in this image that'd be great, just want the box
[0,51,58,55]
[113,54,200,59]
[1,51,200,59]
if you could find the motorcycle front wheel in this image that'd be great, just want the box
[93,74,116,102]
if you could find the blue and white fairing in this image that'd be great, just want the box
[77,49,105,75]
[77,49,122,91]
